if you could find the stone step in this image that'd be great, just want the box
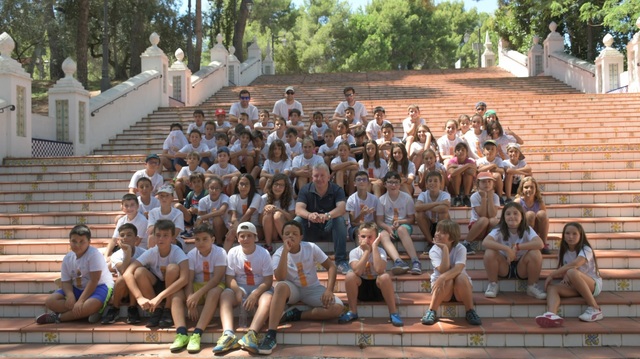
[0,171,137,182]
[1,200,122,213]
[0,180,126,192]
[0,225,114,239]
[0,211,120,226]
[0,238,109,255]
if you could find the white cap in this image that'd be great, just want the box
[236,222,257,236]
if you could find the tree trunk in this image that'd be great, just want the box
[45,0,65,80]
[193,0,202,72]
[232,0,250,63]
[76,0,90,88]
[186,0,194,71]
[129,2,143,76]
[586,19,594,62]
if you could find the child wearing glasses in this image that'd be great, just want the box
[346,171,380,241]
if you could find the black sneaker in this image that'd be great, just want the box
[101,306,119,325]
[466,309,482,325]
[258,333,277,355]
[462,241,475,255]
[127,306,141,324]
[280,307,302,323]
[452,196,462,207]
[146,308,163,328]
[158,309,174,328]
[462,195,471,207]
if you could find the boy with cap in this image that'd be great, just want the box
[504,143,531,202]
[366,106,390,141]
[475,101,487,117]
[128,154,164,195]
[147,184,185,249]
[214,108,232,134]
[272,86,304,121]
[213,222,273,354]
[464,172,500,253]
[476,140,507,204]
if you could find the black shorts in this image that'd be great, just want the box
[499,259,525,280]
[357,278,384,302]
[152,273,166,295]
[429,220,438,239]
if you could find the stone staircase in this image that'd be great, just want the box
[1,68,639,349]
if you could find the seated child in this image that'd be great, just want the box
[259,139,292,192]
[437,119,464,163]
[214,108,232,134]
[105,194,148,263]
[201,120,218,155]
[224,174,263,252]
[260,173,296,253]
[446,142,476,207]
[128,154,164,195]
[123,219,189,328]
[330,142,359,196]
[213,222,273,354]
[266,116,287,146]
[504,143,532,203]
[366,106,390,141]
[359,140,388,197]
[318,129,338,167]
[482,202,545,299]
[339,222,403,327]
[536,222,603,327]
[284,127,302,160]
[254,109,274,135]
[174,172,207,238]
[196,177,229,247]
[464,172,500,252]
[346,171,379,241]
[375,122,401,161]
[169,225,228,353]
[161,123,189,172]
[206,147,240,196]
[344,106,363,131]
[175,129,212,171]
[147,184,184,249]
[251,129,269,181]
[174,152,206,202]
[36,225,114,324]
[418,149,447,192]
[229,129,255,173]
[308,111,329,147]
[187,109,206,134]
[287,108,306,138]
[351,129,367,162]
[291,138,325,191]
[421,220,481,326]
[375,171,421,275]
[476,140,506,204]
[101,223,146,325]
[258,220,344,355]
[515,176,550,254]
[415,171,451,248]
[137,177,160,218]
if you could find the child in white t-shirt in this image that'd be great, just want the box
[415,171,450,248]
[196,177,229,248]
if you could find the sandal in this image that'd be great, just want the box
[338,311,359,324]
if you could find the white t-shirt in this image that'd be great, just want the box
[228,193,262,225]
[188,245,228,283]
[335,134,356,145]
[198,194,230,224]
[148,207,184,232]
[331,156,357,166]
[487,226,539,260]
[273,99,304,119]
[417,190,451,222]
[389,161,416,177]
[437,135,464,158]
[562,246,600,280]
[176,166,206,180]
[334,101,368,122]
[346,192,379,224]
[272,242,326,288]
[136,244,188,281]
[61,246,114,289]
[263,159,292,175]
[226,245,273,288]
[504,159,528,183]
[202,136,217,153]
[476,156,505,169]
[207,163,239,185]
[266,131,286,145]
[418,162,446,176]
[112,212,149,249]
[469,192,501,222]
[259,193,295,213]
[463,130,488,160]
[229,102,259,121]
[179,142,210,156]
[376,191,415,225]
[309,123,329,141]
[429,243,469,284]
[348,246,387,280]
[494,134,517,157]
[402,117,426,139]
[366,120,390,141]
[285,142,303,159]
[187,122,206,134]
[138,196,160,216]
[318,142,338,156]
[163,130,189,155]
[291,154,324,170]
[128,169,164,194]
[358,158,388,179]
[216,121,232,131]
[111,246,146,276]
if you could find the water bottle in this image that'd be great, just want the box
[238,299,248,328]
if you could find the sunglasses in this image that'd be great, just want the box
[344,93,354,97]
[286,91,294,95]
[240,96,250,100]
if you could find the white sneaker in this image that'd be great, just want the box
[578,307,603,322]
[485,282,499,298]
[535,312,564,328]
[527,284,547,300]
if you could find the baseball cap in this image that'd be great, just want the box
[217,146,230,155]
[484,110,497,118]
[237,222,258,236]
[285,86,295,93]
[215,108,226,116]
[145,154,160,162]
[477,172,495,181]
[507,143,525,160]
[373,106,385,114]
[157,184,175,195]
[483,140,498,148]
[475,101,486,109]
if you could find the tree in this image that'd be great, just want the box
[76,0,90,88]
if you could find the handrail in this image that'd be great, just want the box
[191,65,223,88]
[240,57,261,75]
[90,73,162,116]
[502,49,527,66]
[606,85,628,94]
[168,96,185,105]
[0,104,16,113]
[548,53,595,76]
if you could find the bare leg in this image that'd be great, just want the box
[344,272,361,313]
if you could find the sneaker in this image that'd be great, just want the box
[258,333,277,355]
[238,330,259,354]
[170,333,189,353]
[535,311,564,327]
[101,306,119,325]
[422,242,434,255]
[465,309,482,325]
[391,258,410,275]
[36,312,59,325]
[263,244,274,255]
[88,310,103,324]
[212,333,239,353]
[187,333,201,354]
[410,260,422,275]
[146,308,163,328]
[499,196,506,206]
[338,311,359,324]
[159,309,174,328]
[541,244,551,255]
[180,229,194,238]
[485,282,499,298]
[527,284,547,300]
[578,307,604,322]
[504,197,513,204]
[462,195,471,207]
[337,261,350,275]
[462,241,475,255]
[390,313,404,327]
[452,196,462,207]
[421,309,437,325]
[127,306,141,324]
[281,307,302,323]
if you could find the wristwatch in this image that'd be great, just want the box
[326,213,332,220]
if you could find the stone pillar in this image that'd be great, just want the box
[247,36,262,60]
[0,32,32,160]
[528,36,544,76]
[48,58,91,155]
[481,31,495,67]
[543,22,564,75]
[140,32,169,107]
[263,41,275,75]
[228,46,240,86]
[210,33,229,86]
[595,34,624,93]
[168,48,191,105]
[627,17,640,93]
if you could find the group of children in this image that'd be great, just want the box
[34,95,603,355]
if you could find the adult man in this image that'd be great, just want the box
[294,163,349,274]
[272,86,304,120]
[332,86,368,125]
[229,89,259,125]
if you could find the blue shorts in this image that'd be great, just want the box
[55,283,112,307]
[387,224,413,240]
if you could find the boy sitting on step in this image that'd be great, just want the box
[36,225,114,325]
[415,170,451,250]
[128,154,164,196]
[147,184,184,249]
[101,223,146,325]
[136,177,160,219]
[105,194,148,263]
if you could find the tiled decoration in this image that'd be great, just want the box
[10,217,20,225]
[357,333,373,347]
[77,216,87,225]
[421,280,431,293]
[561,163,569,170]
[81,204,89,212]
[3,230,14,239]
[633,194,640,203]
[543,154,551,161]
[626,161,634,169]
[559,195,569,204]
[516,280,528,292]
[611,222,623,232]
[36,174,43,181]
[25,194,32,201]
[615,279,631,291]
[606,182,616,191]
[44,332,59,344]
[582,208,593,217]
[582,172,592,180]
[584,333,601,346]
[144,332,159,343]
[85,193,93,200]
[93,165,101,171]
[442,304,456,318]
[604,152,612,159]
[89,173,97,180]
[468,333,485,346]
[0,246,4,255]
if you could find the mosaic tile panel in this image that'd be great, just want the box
[559,195,569,204]
[582,172,592,180]
[421,280,431,293]
[44,332,59,344]
[561,163,569,170]
[606,182,616,191]
[468,333,485,347]
[584,334,601,346]
[582,208,593,217]
[616,279,631,291]
[357,333,373,347]
[144,332,159,343]
[611,223,623,232]
[442,304,456,318]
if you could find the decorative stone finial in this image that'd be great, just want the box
[216,33,223,45]
[0,32,15,57]
[484,31,491,44]
[149,32,160,47]
[603,34,614,48]
[61,57,77,78]
[229,46,236,56]
[549,22,557,33]
[533,35,539,45]
[175,48,184,62]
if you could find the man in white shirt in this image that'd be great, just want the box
[272,86,304,120]
[333,86,367,125]
[229,89,259,124]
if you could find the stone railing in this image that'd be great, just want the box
[498,39,529,77]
